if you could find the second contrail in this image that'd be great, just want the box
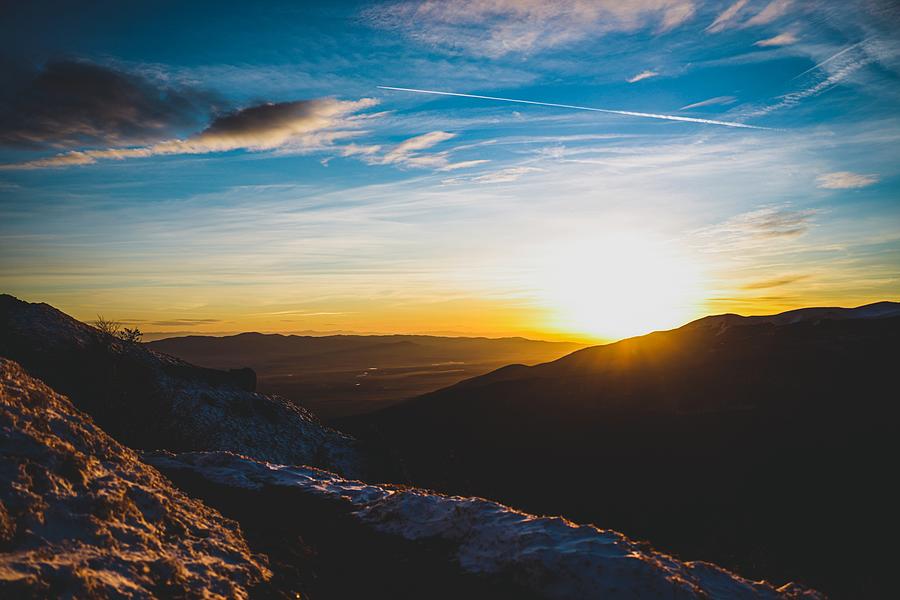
[378,86,770,130]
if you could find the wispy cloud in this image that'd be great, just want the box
[383,131,455,164]
[375,131,489,171]
[442,166,543,185]
[627,70,659,83]
[694,205,816,251]
[741,274,809,289]
[747,41,878,116]
[365,0,697,57]
[816,171,879,189]
[706,0,749,32]
[3,98,379,169]
[148,318,222,327]
[744,0,792,27]
[755,32,797,47]
[680,96,737,110]
[790,41,864,80]
[249,310,349,317]
[706,0,791,32]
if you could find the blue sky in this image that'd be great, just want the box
[1,0,898,340]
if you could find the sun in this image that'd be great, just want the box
[536,234,705,341]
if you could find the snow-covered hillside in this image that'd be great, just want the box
[147,451,823,600]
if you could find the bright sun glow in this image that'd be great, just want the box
[537,234,705,340]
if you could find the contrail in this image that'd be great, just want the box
[791,40,866,80]
[378,86,770,130]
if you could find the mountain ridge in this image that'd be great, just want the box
[343,302,900,598]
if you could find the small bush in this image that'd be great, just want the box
[95,315,143,343]
[94,315,121,337]
[120,327,143,343]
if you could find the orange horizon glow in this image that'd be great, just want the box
[11,223,894,346]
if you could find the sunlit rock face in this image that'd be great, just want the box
[0,294,364,478]
[147,451,824,600]
[0,358,270,599]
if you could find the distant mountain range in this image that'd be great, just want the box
[343,301,900,599]
[148,331,585,418]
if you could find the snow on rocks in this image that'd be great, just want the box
[146,451,824,600]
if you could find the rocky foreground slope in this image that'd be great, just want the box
[0,294,362,478]
[0,358,271,598]
[0,356,822,599]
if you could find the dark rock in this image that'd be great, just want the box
[228,367,257,392]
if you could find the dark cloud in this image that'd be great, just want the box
[183,98,378,151]
[4,96,379,169]
[201,102,320,138]
[0,59,216,149]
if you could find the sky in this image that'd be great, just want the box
[1,0,899,342]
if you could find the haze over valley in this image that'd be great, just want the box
[148,332,584,418]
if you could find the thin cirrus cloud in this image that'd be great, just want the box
[741,274,809,290]
[705,0,749,32]
[706,0,791,32]
[747,41,876,117]
[693,205,816,251]
[373,131,489,171]
[627,70,659,83]
[442,166,544,185]
[755,32,798,47]
[744,0,792,27]
[816,171,879,189]
[5,97,380,169]
[680,95,738,110]
[365,0,697,57]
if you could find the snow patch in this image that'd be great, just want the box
[147,451,823,600]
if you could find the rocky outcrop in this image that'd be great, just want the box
[0,358,271,599]
[147,451,823,600]
[0,295,363,478]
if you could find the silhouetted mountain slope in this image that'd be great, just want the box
[344,303,900,598]
[146,451,822,600]
[689,301,900,328]
[148,330,584,418]
[0,358,271,599]
[0,295,363,477]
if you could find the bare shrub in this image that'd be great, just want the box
[95,316,143,343]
